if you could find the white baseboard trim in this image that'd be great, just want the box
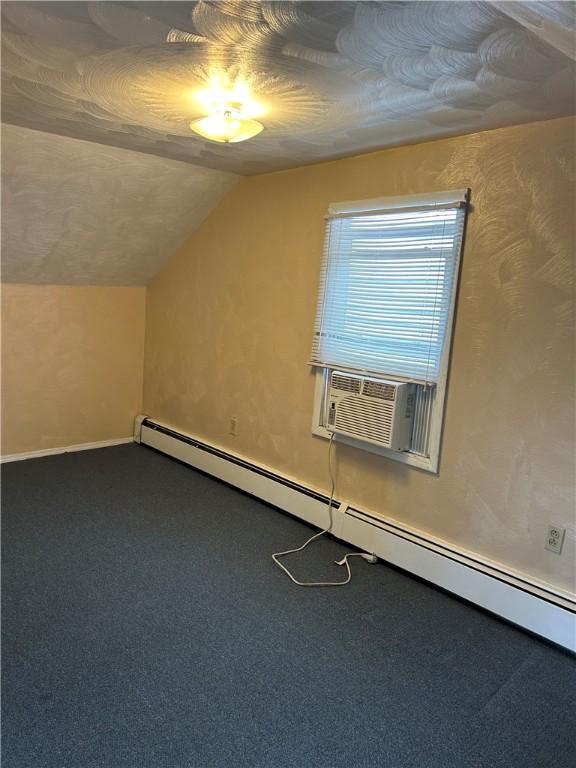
[1,437,133,464]
[139,418,576,652]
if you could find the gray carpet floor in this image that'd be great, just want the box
[2,444,575,768]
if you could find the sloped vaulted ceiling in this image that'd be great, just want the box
[1,0,575,285]
[1,124,238,285]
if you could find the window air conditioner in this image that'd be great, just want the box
[326,371,415,451]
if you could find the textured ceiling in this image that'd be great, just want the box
[1,124,237,285]
[2,1,575,175]
[2,0,575,286]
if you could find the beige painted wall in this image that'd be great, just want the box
[144,117,575,593]
[1,285,145,454]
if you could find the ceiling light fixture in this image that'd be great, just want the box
[190,104,263,144]
[190,72,265,144]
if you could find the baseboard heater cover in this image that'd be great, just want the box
[139,417,576,652]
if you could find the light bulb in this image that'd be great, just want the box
[190,109,263,144]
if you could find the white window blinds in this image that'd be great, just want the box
[310,190,469,384]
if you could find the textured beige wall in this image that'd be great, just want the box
[144,117,575,593]
[1,285,145,454]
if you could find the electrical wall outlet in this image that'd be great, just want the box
[229,416,238,437]
[545,525,566,555]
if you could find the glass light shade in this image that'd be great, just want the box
[190,110,264,143]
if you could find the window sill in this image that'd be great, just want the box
[312,424,437,473]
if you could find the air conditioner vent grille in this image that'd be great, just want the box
[334,396,394,445]
[362,380,396,400]
[331,373,361,394]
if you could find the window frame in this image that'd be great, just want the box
[310,189,469,474]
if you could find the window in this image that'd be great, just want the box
[310,189,469,472]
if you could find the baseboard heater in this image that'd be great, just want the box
[138,417,576,652]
